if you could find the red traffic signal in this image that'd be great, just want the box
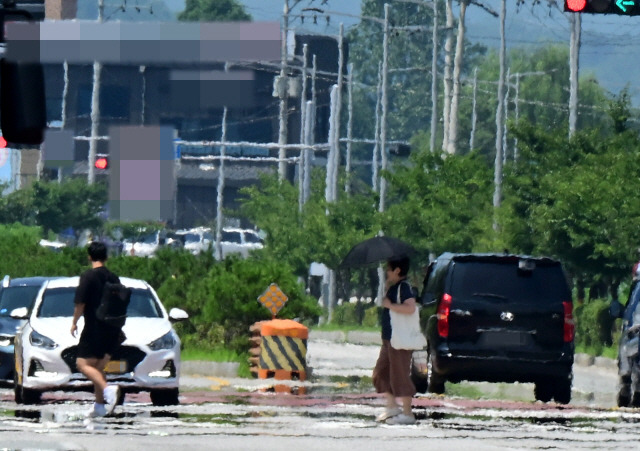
[565,0,640,14]
[565,0,587,11]
[95,157,108,170]
[0,136,6,149]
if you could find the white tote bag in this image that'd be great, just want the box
[390,282,427,351]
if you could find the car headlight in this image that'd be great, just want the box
[29,330,58,350]
[148,331,176,351]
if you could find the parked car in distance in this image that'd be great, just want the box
[12,276,189,405]
[176,227,213,255]
[416,253,574,404]
[611,282,640,407]
[216,227,264,259]
[0,276,60,385]
[122,230,175,257]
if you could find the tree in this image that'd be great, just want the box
[178,0,251,22]
[0,179,107,234]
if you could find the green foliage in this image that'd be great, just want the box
[0,179,107,234]
[574,299,615,355]
[178,0,251,21]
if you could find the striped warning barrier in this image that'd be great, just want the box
[257,319,308,381]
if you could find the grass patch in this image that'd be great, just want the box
[181,347,252,378]
[312,323,379,333]
[575,344,617,359]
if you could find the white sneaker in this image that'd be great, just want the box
[376,406,402,422]
[103,385,120,416]
[87,402,107,418]
[386,413,416,425]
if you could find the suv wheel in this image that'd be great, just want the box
[534,380,553,402]
[618,376,632,408]
[426,348,445,394]
[150,388,179,406]
[553,374,572,404]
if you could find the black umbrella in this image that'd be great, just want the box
[340,236,415,268]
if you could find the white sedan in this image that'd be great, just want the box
[11,276,188,406]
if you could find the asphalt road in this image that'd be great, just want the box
[0,333,626,450]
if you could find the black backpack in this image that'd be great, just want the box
[96,280,132,329]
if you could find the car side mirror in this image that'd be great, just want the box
[610,299,625,319]
[9,307,29,319]
[169,307,189,322]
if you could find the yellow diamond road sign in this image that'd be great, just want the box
[258,283,288,317]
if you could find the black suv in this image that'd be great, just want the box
[611,281,640,407]
[416,253,574,404]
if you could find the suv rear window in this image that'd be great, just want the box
[450,261,570,304]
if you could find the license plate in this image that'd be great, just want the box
[104,360,127,373]
[481,331,527,347]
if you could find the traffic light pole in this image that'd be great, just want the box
[568,13,581,137]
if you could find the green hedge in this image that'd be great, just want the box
[574,299,616,355]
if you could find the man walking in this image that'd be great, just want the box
[71,241,122,417]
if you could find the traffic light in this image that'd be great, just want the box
[565,0,640,14]
[95,157,108,170]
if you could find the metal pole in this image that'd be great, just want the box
[334,23,344,192]
[59,60,69,183]
[302,100,314,204]
[215,107,228,261]
[430,0,438,153]
[492,0,506,229]
[503,67,510,165]
[441,0,453,152]
[372,62,382,192]
[569,13,581,137]
[469,67,478,152]
[447,0,468,155]
[278,0,290,179]
[514,74,520,161]
[378,3,390,214]
[298,44,308,212]
[87,0,104,185]
[325,85,339,206]
[345,63,353,194]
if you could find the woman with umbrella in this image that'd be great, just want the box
[341,237,418,425]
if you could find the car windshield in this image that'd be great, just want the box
[450,261,570,304]
[183,233,200,244]
[244,232,263,244]
[140,232,158,244]
[0,286,42,316]
[37,287,164,319]
[221,231,242,243]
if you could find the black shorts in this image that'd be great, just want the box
[77,325,122,360]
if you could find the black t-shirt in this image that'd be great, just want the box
[74,266,119,329]
[381,280,414,341]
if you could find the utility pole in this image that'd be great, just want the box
[378,3,390,214]
[372,62,382,192]
[430,0,438,153]
[469,67,478,152]
[214,107,227,261]
[441,0,453,153]
[492,0,506,230]
[298,44,308,212]
[277,0,289,179]
[569,12,581,137]
[446,0,468,155]
[87,0,104,184]
[345,63,353,194]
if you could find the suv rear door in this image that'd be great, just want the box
[445,257,571,357]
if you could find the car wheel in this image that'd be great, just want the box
[426,348,445,394]
[410,351,429,394]
[15,384,41,405]
[553,374,572,404]
[534,380,553,402]
[618,376,632,408]
[150,388,179,406]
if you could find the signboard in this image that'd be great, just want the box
[257,283,288,318]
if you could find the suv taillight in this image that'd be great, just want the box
[437,293,452,337]
[563,301,574,343]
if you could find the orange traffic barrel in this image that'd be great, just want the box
[258,319,308,381]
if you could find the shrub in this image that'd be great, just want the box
[574,299,614,354]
